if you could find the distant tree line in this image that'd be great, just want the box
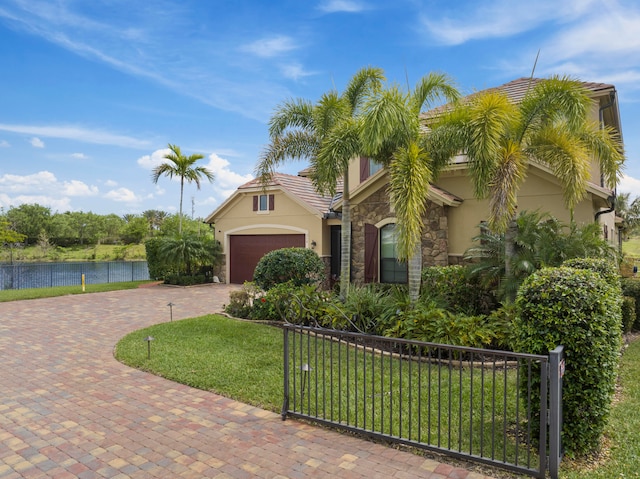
[0,203,212,246]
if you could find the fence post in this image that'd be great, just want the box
[548,345,564,479]
[281,326,290,421]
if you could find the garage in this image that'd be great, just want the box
[228,234,305,284]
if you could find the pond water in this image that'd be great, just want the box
[0,261,150,290]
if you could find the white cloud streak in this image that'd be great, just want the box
[317,0,367,13]
[240,35,298,58]
[0,123,151,148]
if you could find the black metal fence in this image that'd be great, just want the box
[281,324,563,479]
[0,261,150,290]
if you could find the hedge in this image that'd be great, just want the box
[514,266,622,456]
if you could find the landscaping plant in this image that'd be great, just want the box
[514,265,622,456]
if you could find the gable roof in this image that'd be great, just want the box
[205,172,337,223]
[238,173,336,213]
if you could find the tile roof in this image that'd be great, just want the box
[239,173,336,214]
[423,77,615,118]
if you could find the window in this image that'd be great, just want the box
[253,194,274,212]
[360,157,383,182]
[380,224,407,284]
[259,194,268,211]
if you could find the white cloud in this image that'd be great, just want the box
[71,152,88,159]
[421,0,598,45]
[30,137,45,148]
[137,148,171,169]
[62,180,99,196]
[205,153,253,191]
[0,171,97,211]
[0,123,151,148]
[104,187,140,203]
[0,139,9,147]
[618,174,640,197]
[240,35,298,58]
[318,0,367,13]
[280,63,315,81]
[0,171,58,193]
[104,179,118,187]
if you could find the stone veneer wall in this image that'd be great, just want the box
[350,186,450,285]
[213,255,227,283]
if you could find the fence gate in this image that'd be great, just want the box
[281,324,563,479]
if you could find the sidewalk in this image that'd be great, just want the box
[0,284,498,478]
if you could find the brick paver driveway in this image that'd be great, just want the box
[0,284,496,478]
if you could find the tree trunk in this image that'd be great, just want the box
[504,216,518,301]
[179,178,184,234]
[339,171,351,300]
[408,242,422,303]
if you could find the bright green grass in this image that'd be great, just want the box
[116,316,535,469]
[114,315,285,410]
[561,338,640,478]
[623,236,640,259]
[0,280,155,302]
[1,243,146,263]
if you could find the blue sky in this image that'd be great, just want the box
[1,0,639,219]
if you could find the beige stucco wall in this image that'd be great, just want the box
[211,190,328,255]
[437,168,606,256]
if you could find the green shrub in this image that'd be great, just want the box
[562,257,620,287]
[421,265,495,315]
[384,300,496,348]
[253,247,325,291]
[145,237,171,280]
[224,288,253,318]
[622,296,637,333]
[621,278,640,330]
[327,284,396,334]
[261,283,331,325]
[514,266,623,456]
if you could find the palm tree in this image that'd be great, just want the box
[256,66,385,299]
[152,144,214,234]
[429,76,625,298]
[616,192,640,239]
[359,73,460,301]
[465,210,617,300]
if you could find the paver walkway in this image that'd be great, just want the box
[0,284,498,478]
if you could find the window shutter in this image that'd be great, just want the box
[253,195,258,211]
[364,223,378,283]
[360,156,370,183]
[269,194,275,211]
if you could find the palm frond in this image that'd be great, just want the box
[466,91,519,198]
[255,130,319,183]
[526,124,590,210]
[410,72,460,116]
[360,85,413,159]
[343,66,385,112]
[578,122,625,188]
[388,141,432,260]
[268,98,315,138]
[487,140,526,232]
[313,118,361,195]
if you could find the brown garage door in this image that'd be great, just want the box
[229,234,305,284]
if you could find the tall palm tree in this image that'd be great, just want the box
[429,76,625,298]
[359,73,460,301]
[256,66,385,299]
[152,144,214,234]
[616,192,640,239]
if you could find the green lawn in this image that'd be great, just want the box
[115,315,640,479]
[0,281,155,302]
[1,243,146,263]
[623,236,640,259]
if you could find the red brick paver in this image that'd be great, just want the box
[0,284,497,478]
